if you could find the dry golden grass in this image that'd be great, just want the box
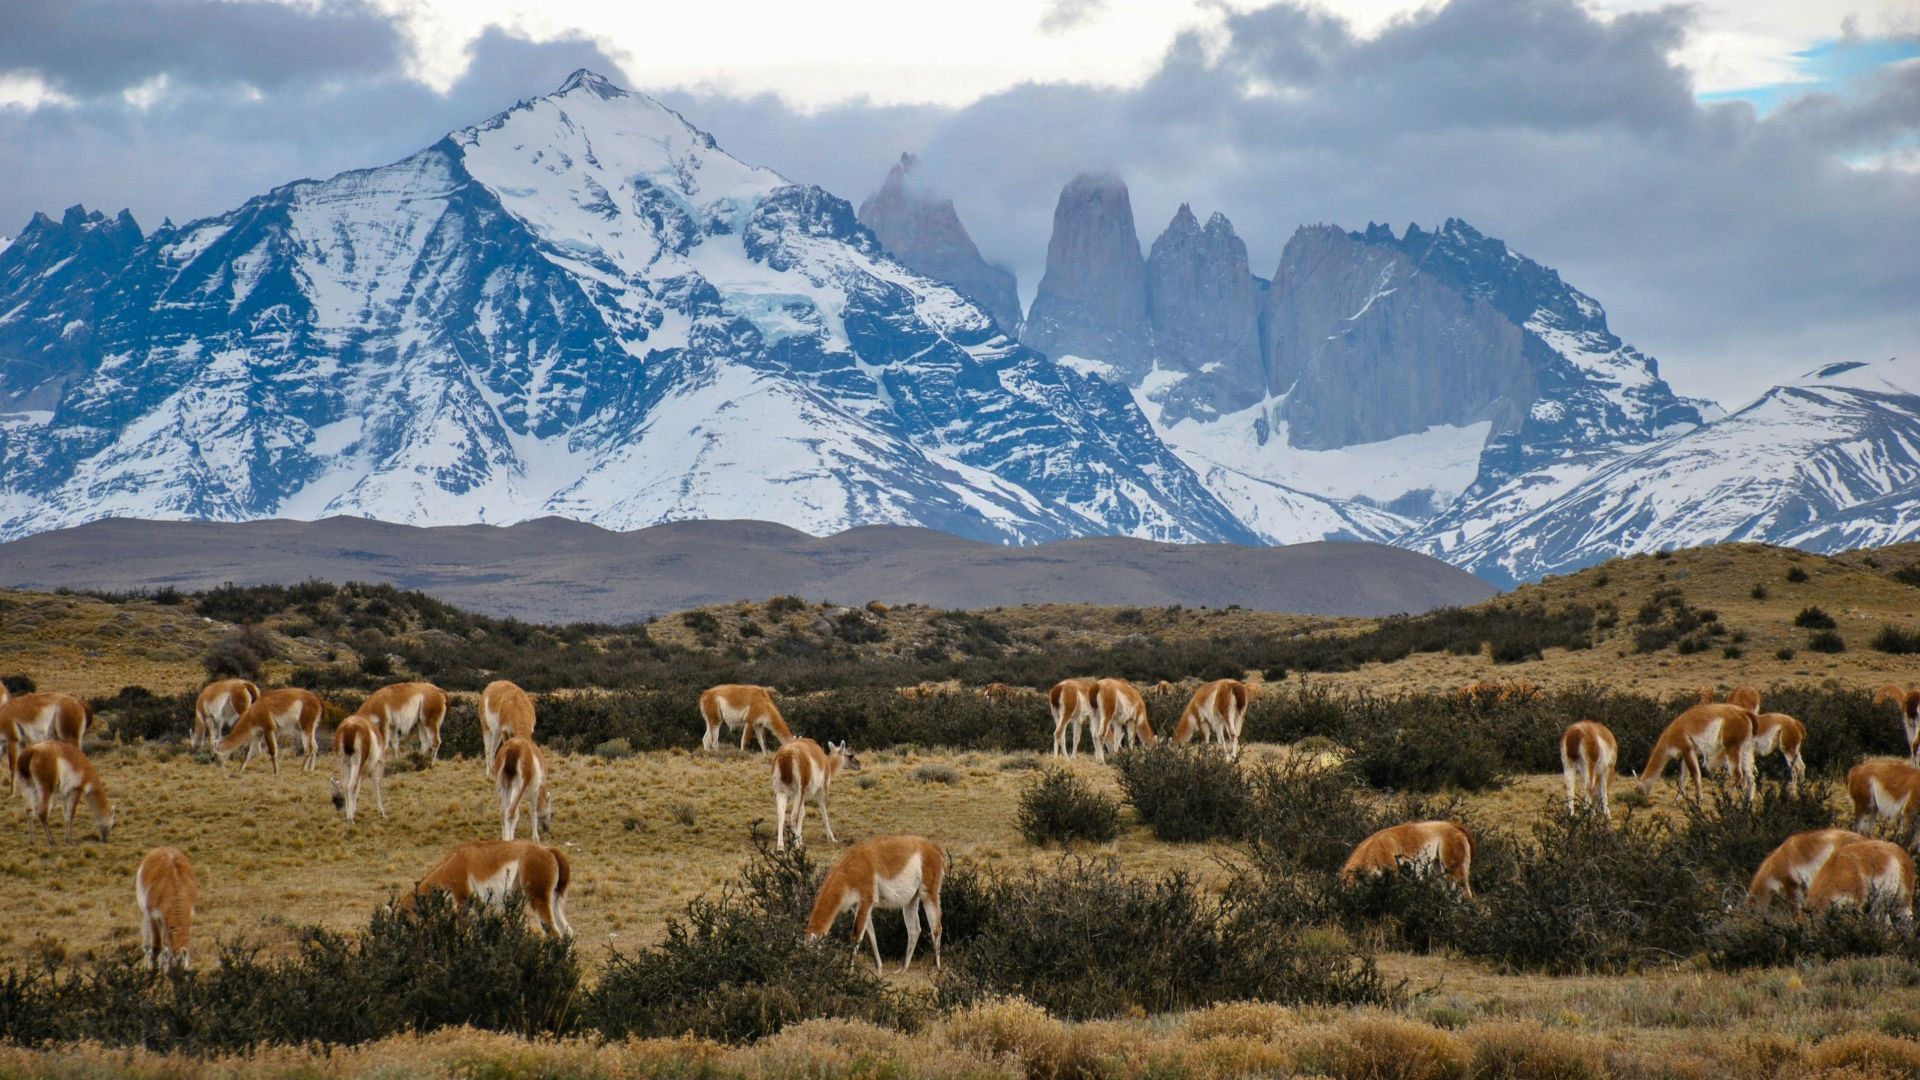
[7,739,1920,1070]
[6,999,1920,1078]
[0,740,1242,968]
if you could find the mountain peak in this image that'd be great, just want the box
[555,69,627,99]
[858,151,1022,334]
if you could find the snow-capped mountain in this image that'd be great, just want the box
[2,72,1911,579]
[1411,358,1920,585]
[0,71,1257,546]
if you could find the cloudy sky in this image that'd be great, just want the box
[0,0,1914,405]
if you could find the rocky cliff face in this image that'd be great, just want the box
[1262,224,1535,450]
[1145,205,1265,424]
[856,154,1023,335]
[0,206,145,411]
[1020,173,1154,382]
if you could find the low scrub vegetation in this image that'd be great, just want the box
[0,892,577,1053]
[936,858,1395,1020]
[1015,769,1120,845]
[1112,747,1249,841]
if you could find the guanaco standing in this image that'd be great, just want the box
[806,834,945,973]
[135,847,198,972]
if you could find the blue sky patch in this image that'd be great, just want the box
[1700,36,1920,114]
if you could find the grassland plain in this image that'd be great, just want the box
[3,539,1920,1076]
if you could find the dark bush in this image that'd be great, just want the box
[765,595,809,617]
[1343,712,1508,792]
[1751,583,1769,599]
[2,674,36,695]
[1794,606,1837,629]
[1241,754,1390,873]
[1870,625,1920,655]
[1708,904,1920,969]
[89,686,195,743]
[0,891,578,1052]
[1807,629,1847,653]
[200,625,277,682]
[1455,808,1717,974]
[1786,565,1810,583]
[937,858,1395,1020]
[585,843,917,1041]
[1016,768,1121,845]
[1669,780,1840,883]
[1112,746,1248,842]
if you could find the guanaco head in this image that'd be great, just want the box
[829,741,862,775]
[95,799,114,843]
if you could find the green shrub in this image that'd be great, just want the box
[1786,565,1810,583]
[937,858,1395,1020]
[1709,904,1920,969]
[1669,780,1839,883]
[1455,809,1716,974]
[910,762,960,785]
[592,737,635,760]
[1112,746,1249,842]
[1870,625,1920,655]
[200,625,277,682]
[0,892,578,1052]
[1893,565,1920,587]
[585,844,916,1041]
[1241,754,1391,874]
[89,686,196,743]
[1016,769,1121,846]
[1808,630,1847,653]
[1794,606,1837,629]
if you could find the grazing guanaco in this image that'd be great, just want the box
[192,679,260,750]
[806,834,945,973]
[15,741,113,843]
[216,688,325,773]
[356,681,448,763]
[1560,721,1618,820]
[1169,679,1253,754]
[1092,677,1150,761]
[481,680,536,767]
[1048,678,1098,758]
[1750,712,1808,793]
[329,712,386,824]
[1874,685,1920,763]
[1805,839,1916,918]
[135,847,198,972]
[493,736,553,841]
[978,682,1022,703]
[408,839,572,937]
[1340,821,1473,897]
[772,738,861,849]
[1747,829,1866,909]
[1846,759,1920,847]
[700,684,793,753]
[1,692,93,789]
[1633,703,1755,802]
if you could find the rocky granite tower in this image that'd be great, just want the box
[1144,204,1265,422]
[857,154,1023,335]
[1020,173,1153,381]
